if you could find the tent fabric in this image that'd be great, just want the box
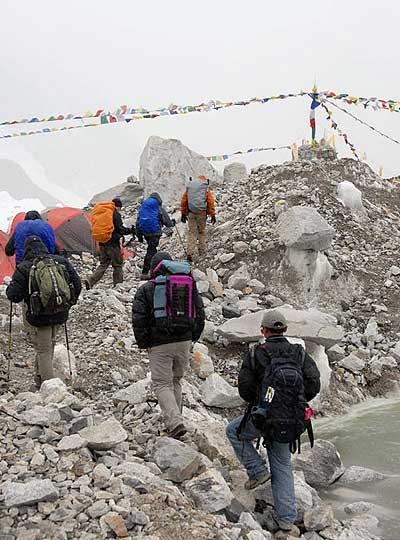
[41,208,97,255]
[0,230,16,284]
[6,207,134,264]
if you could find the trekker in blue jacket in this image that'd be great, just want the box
[5,211,57,264]
[136,193,175,280]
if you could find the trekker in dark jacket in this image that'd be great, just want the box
[132,251,205,439]
[136,192,175,280]
[5,210,57,264]
[85,198,135,289]
[226,310,320,538]
[6,236,82,388]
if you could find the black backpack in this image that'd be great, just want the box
[250,342,314,453]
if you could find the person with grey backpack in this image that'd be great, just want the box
[5,236,81,389]
[180,175,216,262]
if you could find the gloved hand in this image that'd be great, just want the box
[181,214,187,224]
[171,218,176,226]
[211,216,216,225]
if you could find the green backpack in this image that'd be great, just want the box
[28,256,75,316]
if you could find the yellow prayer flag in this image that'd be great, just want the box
[379,166,383,177]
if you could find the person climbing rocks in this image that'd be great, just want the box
[225,310,321,538]
[5,210,57,264]
[136,192,175,280]
[6,236,81,389]
[180,175,216,262]
[132,251,205,440]
[85,197,135,289]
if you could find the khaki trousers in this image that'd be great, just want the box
[187,214,207,258]
[149,340,191,431]
[88,244,123,287]
[24,312,60,386]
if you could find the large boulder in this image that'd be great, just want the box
[337,180,366,214]
[139,136,220,206]
[185,468,233,512]
[153,438,201,483]
[200,373,243,408]
[292,439,345,489]
[89,178,143,206]
[79,418,128,450]
[223,162,248,184]
[4,479,59,507]
[53,345,77,383]
[336,465,385,485]
[217,306,344,347]
[277,206,335,251]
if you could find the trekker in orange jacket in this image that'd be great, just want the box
[180,176,216,262]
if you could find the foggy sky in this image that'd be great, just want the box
[1,0,399,202]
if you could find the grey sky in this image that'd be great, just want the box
[1,0,399,203]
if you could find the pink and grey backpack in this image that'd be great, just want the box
[151,260,196,331]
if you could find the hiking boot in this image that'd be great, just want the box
[186,255,193,262]
[84,279,91,291]
[167,424,187,440]
[244,471,271,490]
[274,522,300,538]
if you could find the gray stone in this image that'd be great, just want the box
[153,437,201,482]
[239,511,263,531]
[224,162,248,183]
[327,344,346,363]
[4,479,59,507]
[220,253,236,264]
[185,468,233,512]
[336,465,385,485]
[197,280,210,294]
[57,434,87,451]
[113,377,151,405]
[222,303,241,319]
[20,405,61,426]
[344,501,375,515]
[224,498,248,523]
[303,504,334,531]
[79,418,127,450]
[338,353,366,373]
[200,373,243,408]
[277,206,335,251]
[53,345,77,383]
[191,350,214,379]
[201,320,217,344]
[217,307,344,347]
[292,440,345,489]
[87,500,109,519]
[233,241,249,254]
[139,135,220,206]
[248,279,265,294]
[228,265,250,290]
[90,180,142,206]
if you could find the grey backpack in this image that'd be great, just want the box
[187,177,208,214]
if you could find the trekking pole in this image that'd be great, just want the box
[174,224,188,258]
[6,302,13,381]
[64,322,73,378]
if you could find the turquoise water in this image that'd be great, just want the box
[316,399,400,540]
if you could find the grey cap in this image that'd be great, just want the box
[261,310,287,330]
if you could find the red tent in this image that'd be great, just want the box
[0,231,15,283]
[8,207,134,259]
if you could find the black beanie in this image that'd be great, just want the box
[112,197,122,208]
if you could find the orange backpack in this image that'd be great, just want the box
[91,202,115,243]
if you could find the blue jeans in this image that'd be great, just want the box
[226,415,297,524]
